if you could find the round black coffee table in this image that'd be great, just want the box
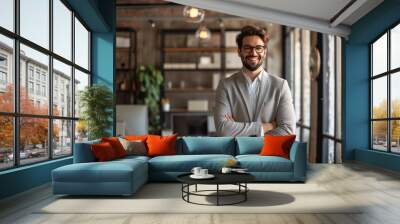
[177,173,255,206]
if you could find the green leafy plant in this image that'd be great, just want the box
[137,65,163,134]
[79,84,113,140]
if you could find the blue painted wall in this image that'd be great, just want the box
[0,0,115,200]
[344,0,400,171]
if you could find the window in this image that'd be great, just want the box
[28,67,34,80]
[28,81,34,94]
[371,23,400,153]
[0,0,91,170]
[0,54,8,87]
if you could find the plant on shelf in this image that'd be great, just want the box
[137,65,163,134]
[79,84,113,140]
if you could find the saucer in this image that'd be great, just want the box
[190,174,215,179]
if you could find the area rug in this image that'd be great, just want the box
[37,183,362,214]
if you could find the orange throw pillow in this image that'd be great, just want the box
[124,135,148,141]
[259,135,296,159]
[101,137,127,158]
[146,135,177,157]
[91,142,117,161]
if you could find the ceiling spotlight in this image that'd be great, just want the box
[195,25,211,41]
[183,6,205,23]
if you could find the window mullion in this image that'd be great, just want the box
[14,0,21,167]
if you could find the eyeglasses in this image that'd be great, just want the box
[242,45,266,53]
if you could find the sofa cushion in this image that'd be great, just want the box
[235,137,263,155]
[119,138,147,156]
[260,135,296,159]
[148,154,235,172]
[180,137,235,155]
[236,155,293,172]
[101,137,127,158]
[91,142,118,161]
[147,135,177,157]
[52,159,147,183]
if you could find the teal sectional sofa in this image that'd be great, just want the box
[52,137,307,196]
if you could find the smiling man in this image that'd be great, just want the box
[214,25,296,137]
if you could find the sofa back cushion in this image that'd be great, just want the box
[260,135,296,159]
[147,135,177,157]
[235,137,263,155]
[180,137,235,155]
[91,142,118,161]
[73,139,100,163]
[101,137,127,158]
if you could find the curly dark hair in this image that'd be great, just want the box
[236,25,269,49]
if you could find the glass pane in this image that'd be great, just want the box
[0,34,14,112]
[296,126,301,141]
[391,120,400,153]
[335,142,342,163]
[372,33,387,76]
[20,0,49,49]
[336,36,342,138]
[20,117,49,165]
[391,24,400,70]
[20,44,49,115]
[53,59,72,117]
[53,119,72,158]
[302,128,310,143]
[53,0,72,60]
[323,35,335,136]
[74,17,89,70]
[0,0,14,31]
[372,121,388,151]
[74,69,89,118]
[372,76,387,119]
[75,120,88,143]
[391,72,400,118]
[322,138,335,163]
[0,116,14,170]
[294,29,301,121]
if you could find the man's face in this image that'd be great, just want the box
[238,35,267,71]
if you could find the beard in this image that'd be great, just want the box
[241,55,264,71]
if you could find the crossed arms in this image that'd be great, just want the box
[214,80,296,137]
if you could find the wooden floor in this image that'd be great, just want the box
[1,162,400,224]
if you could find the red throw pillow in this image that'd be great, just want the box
[259,135,296,159]
[146,135,177,157]
[101,137,126,158]
[124,135,148,141]
[91,142,117,161]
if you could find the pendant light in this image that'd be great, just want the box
[183,6,205,23]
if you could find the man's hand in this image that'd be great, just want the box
[262,121,277,134]
[224,114,235,121]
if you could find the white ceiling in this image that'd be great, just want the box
[168,0,384,37]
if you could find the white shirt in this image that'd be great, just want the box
[242,70,264,136]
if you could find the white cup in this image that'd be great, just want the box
[191,167,202,176]
[200,169,208,176]
[221,167,232,174]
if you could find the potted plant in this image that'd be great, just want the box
[79,84,113,140]
[136,65,163,134]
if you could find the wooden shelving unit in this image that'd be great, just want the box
[116,28,137,104]
[160,29,241,136]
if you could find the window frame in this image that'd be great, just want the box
[0,0,92,171]
[369,20,400,154]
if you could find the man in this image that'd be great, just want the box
[214,25,296,137]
